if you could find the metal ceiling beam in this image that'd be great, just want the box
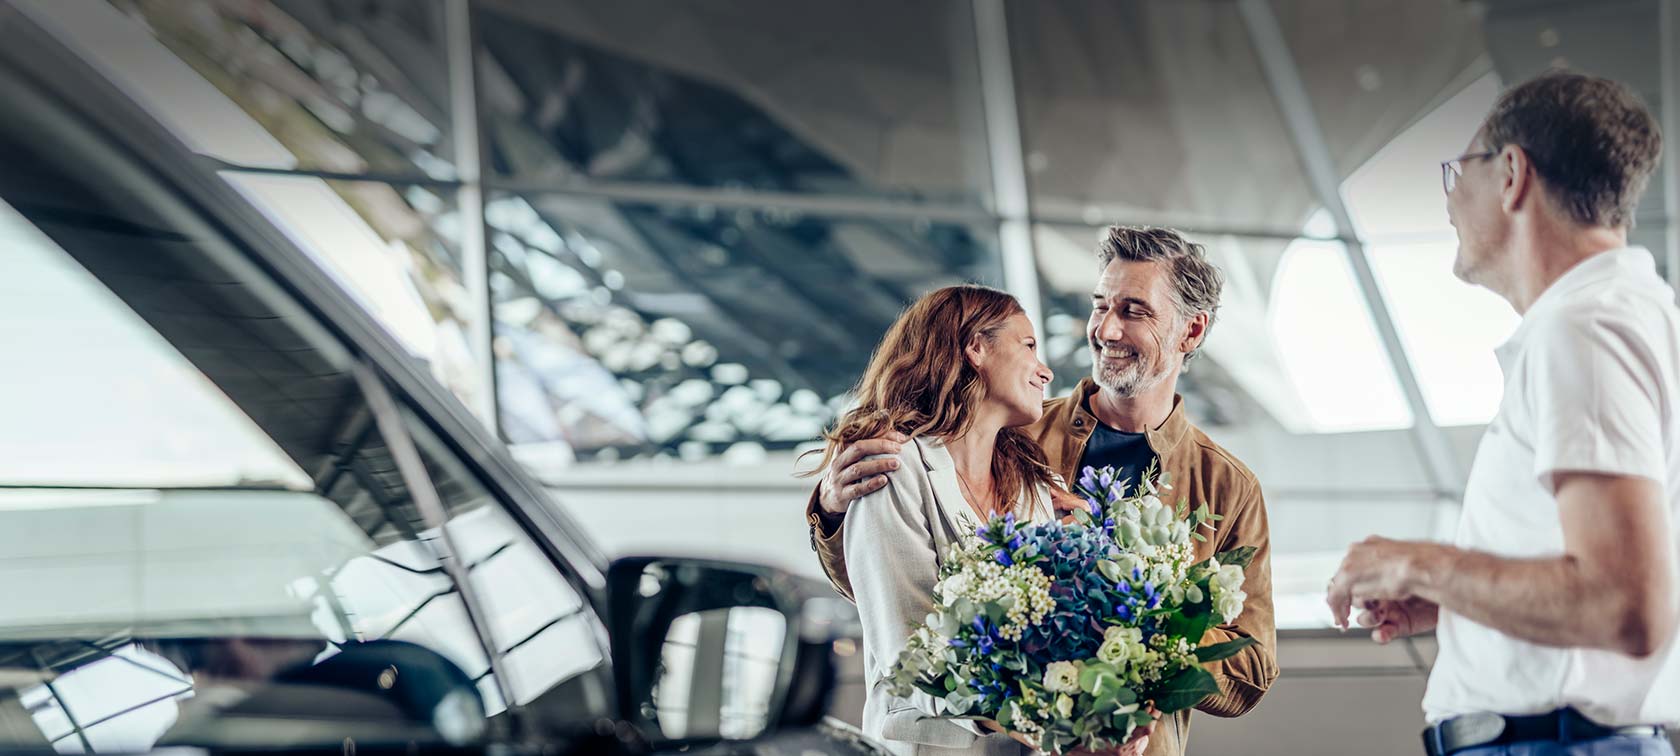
[1663,0,1680,292]
[446,0,498,435]
[973,0,1045,344]
[1237,0,1465,501]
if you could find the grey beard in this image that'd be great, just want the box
[1091,348,1168,398]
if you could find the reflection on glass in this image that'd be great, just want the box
[39,0,455,177]
[220,173,486,419]
[0,198,307,489]
[488,194,1002,462]
[651,607,785,741]
[473,0,990,202]
[0,203,608,750]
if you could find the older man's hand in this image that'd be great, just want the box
[817,431,908,517]
[1355,596,1439,644]
[1326,535,1438,629]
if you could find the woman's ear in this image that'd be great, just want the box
[964,333,989,370]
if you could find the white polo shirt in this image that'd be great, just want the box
[1423,247,1680,727]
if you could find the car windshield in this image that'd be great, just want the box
[0,192,609,752]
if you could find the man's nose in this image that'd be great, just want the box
[1093,309,1123,342]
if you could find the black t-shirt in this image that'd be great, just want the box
[1076,421,1156,497]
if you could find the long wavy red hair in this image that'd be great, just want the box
[803,285,1054,514]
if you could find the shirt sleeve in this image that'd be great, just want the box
[1528,310,1668,493]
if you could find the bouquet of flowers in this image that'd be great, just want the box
[884,464,1257,754]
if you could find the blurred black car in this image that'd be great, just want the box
[0,6,876,756]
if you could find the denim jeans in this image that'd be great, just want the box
[1453,734,1675,756]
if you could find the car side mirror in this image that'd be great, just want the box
[605,556,846,748]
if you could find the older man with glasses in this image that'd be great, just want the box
[1328,70,1680,756]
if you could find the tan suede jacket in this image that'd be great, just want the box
[804,379,1278,756]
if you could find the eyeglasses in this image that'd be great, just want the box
[1441,150,1495,194]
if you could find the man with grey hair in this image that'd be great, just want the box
[803,226,1278,756]
[1328,70,1679,755]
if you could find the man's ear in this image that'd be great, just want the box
[1178,311,1209,355]
[1501,144,1535,215]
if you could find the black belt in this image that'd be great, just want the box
[1424,708,1667,756]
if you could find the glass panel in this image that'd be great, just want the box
[219,173,489,422]
[24,0,456,177]
[488,193,1003,462]
[1034,223,1411,433]
[472,0,992,203]
[0,197,308,489]
[1008,0,1315,233]
[1343,74,1518,427]
[1272,0,1490,182]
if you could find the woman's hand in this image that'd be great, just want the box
[979,706,1156,755]
[1049,488,1089,525]
[976,718,1039,751]
[1067,706,1157,756]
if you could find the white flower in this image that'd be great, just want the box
[1009,701,1043,734]
[1055,693,1075,719]
[1213,563,1245,593]
[1148,564,1176,590]
[938,572,970,603]
[1097,637,1128,665]
[1104,625,1142,645]
[1042,661,1080,694]
[1215,589,1247,623]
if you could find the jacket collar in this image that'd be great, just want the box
[1064,378,1192,455]
[914,436,987,533]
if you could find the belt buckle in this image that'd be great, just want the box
[1443,712,1507,755]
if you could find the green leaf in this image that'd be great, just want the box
[1151,666,1220,713]
[945,689,979,714]
[1215,546,1258,569]
[1131,709,1157,730]
[1097,559,1123,583]
[996,699,1015,729]
[1195,636,1257,664]
[1092,672,1126,701]
[1160,591,1217,645]
[1078,662,1118,694]
[1191,532,1207,543]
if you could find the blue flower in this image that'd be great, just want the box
[995,549,1013,567]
